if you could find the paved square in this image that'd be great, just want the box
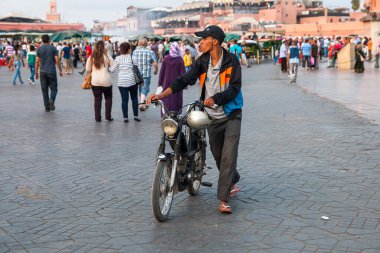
[0,63,379,252]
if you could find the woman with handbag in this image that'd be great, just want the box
[109,42,140,122]
[86,41,114,122]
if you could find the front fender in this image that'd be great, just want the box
[157,153,172,162]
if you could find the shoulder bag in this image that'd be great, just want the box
[131,54,144,86]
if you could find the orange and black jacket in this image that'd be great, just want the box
[170,48,243,115]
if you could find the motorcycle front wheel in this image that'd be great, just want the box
[152,159,174,222]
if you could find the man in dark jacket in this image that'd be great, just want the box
[147,25,243,214]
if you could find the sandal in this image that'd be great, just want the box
[219,201,232,214]
[229,185,240,198]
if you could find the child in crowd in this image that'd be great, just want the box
[27,45,37,85]
[183,49,192,72]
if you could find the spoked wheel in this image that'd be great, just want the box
[152,159,174,222]
[187,143,206,196]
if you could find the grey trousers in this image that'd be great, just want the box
[207,110,242,202]
[289,63,298,82]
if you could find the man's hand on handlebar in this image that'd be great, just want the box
[146,94,160,106]
[204,98,215,108]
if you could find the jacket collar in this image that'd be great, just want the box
[200,47,232,68]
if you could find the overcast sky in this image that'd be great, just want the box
[1,0,352,28]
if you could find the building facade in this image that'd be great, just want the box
[0,16,84,32]
[92,0,377,38]
[152,0,280,35]
[362,0,380,44]
[151,0,352,35]
[0,0,84,32]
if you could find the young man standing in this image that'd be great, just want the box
[229,39,242,64]
[147,25,243,214]
[367,38,373,61]
[301,38,311,70]
[35,34,63,112]
[61,42,72,74]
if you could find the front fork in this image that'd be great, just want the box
[169,138,182,191]
[157,133,180,192]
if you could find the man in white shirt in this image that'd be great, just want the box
[106,40,114,58]
[158,41,164,63]
[279,39,288,72]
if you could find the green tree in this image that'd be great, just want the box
[351,0,360,12]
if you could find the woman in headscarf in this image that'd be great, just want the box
[354,44,366,73]
[157,42,185,113]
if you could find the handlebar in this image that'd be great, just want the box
[150,99,162,106]
[149,99,216,121]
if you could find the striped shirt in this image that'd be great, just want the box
[6,45,14,56]
[132,47,157,78]
[109,54,135,87]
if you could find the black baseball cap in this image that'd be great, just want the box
[195,25,226,44]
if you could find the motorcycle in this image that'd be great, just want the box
[151,99,213,222]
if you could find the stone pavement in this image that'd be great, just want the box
[0,63,379,253]
[297,60,380,124]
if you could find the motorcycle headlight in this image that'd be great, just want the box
[161,118,178,137]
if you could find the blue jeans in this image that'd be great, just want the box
[29,64,35,82]
[12,61,23,84]
[139,76,151,97]
[119,85,139,119]
[185,66,191,72]
[302,55,311,68]
[40,72,58,109]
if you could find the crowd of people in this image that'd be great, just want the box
[0,33,378,115]
[276,34,379,83]
[0,35,250,119]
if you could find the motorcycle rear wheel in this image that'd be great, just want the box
[152,159,174,222]
[187,146,206,196]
